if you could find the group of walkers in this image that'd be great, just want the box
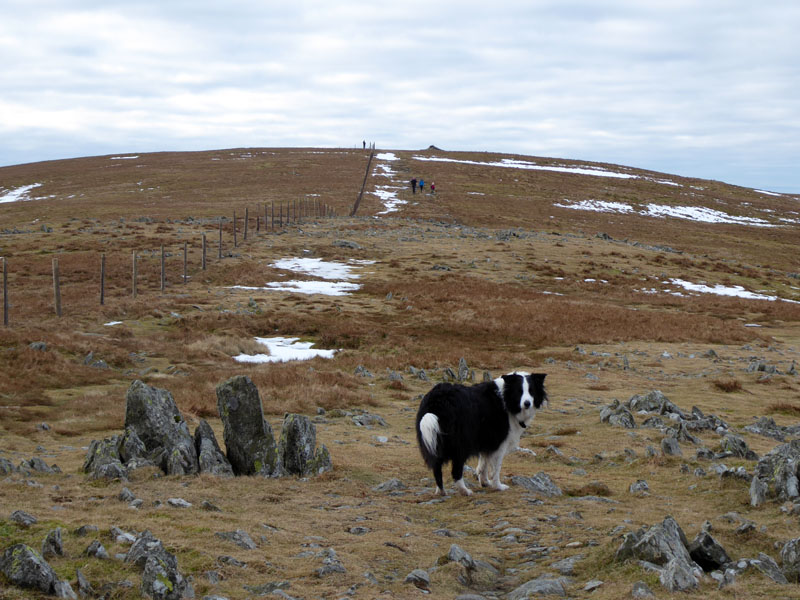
[410,177,435,195]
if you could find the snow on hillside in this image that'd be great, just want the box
[0,183,42,204]
[554,198,777,227]
[231,257,374,297]
[413,155,644,181]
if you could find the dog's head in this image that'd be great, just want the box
[495,372,548,425]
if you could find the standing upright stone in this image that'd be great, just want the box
[124,380,198,476]
[216,376,279,477]
[194,420,234,477]
[278,413,333,476]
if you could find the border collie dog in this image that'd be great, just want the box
[416,372,547,496]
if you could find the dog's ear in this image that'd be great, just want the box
[531,373,548,408]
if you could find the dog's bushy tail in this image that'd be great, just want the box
[417,413,440,466]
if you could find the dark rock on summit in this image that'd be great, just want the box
[750,439,800,506]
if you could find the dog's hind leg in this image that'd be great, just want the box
[476,454,491,487]
[433,461,446,496]
[451,459,473,496]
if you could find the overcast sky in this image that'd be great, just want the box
[2,1,800,192]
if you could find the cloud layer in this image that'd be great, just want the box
[2,1,799,191]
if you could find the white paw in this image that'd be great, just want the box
[459,487,474,496]
[494,482,509,491]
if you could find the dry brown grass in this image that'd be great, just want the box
[712,378,744,393]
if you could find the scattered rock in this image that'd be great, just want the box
[41,528,64,559]
[599,400,636,428]
[507,575,569,599]
[753,552,788,584]
[629,480,650,496]
[10,510,37,527]
[631,581,655,598]
[404,568,430,590]
[661,437,682,456]
[373,478,407,493]
[780,538,800,582]
[511,472,562,497]
[215,530,257,550]
[688,531,731,571]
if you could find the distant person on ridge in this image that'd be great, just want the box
[419,178,425,193]
[430,182,435,194]
[362,140,366,149]
[411,178,417,194]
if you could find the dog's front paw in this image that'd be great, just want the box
[459,487,474,496]
[494,482,509,491]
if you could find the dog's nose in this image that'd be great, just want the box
[523,400,532,409]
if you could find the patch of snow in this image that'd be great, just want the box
[0,183,43,204]
[556,198,777,227]
[376,152,398,161]
[755,189,782,197]
[234,336,337,363]
[232,281,359,296]
[644,204,773,227]
[413,155,639,180]
[554,199,634,213]
[103,321,123,326]
[669,279,799,303]
[110,155,139,160]
[270,257,369,280]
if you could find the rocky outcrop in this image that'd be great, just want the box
[750,439,800,506]
[278,413,333,476]
[125,530,191,600]
[0,544,75,598]
[216,375,279,477]
[125,380,199,476]
[194,419,234,477]
[84,377,332,482]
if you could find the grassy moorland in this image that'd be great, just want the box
[1,147,800,599]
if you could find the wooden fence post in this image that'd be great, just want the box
[244,207,249,240]
[218,219,223,259]
[265,203,269,231]
[52,258,62,317]
[271,202,275,229]
[100,253,106,305]
[132,251,138,298]
[202,233,207,270]
[2,257,8,327]
[160,245,165,292]
[233,210,238,247]
[183,241,188,283]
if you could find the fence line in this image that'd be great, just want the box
[0,200,338,325]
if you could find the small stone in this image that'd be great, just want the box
[404,569,430,590]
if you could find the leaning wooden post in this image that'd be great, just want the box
[132,251,138,298]
[279,203,283,227]
[244,207,249,240]
[52,258,62,317]
[265,203,269,231]
[100,253,106,305]
[160,245,165,292]
[183,241,188,284]
[271,202,275,229]
[218,219,223,259]
[256,214,260,233]
[233,210,238,247]
[202,233,207,270]
[2,257,8,327]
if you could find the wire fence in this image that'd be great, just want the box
[1,199,337,326]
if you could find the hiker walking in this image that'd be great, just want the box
[410,178,417,194]
[419,178,425,193]
[362,140,366,149]
[430,182,435,194]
